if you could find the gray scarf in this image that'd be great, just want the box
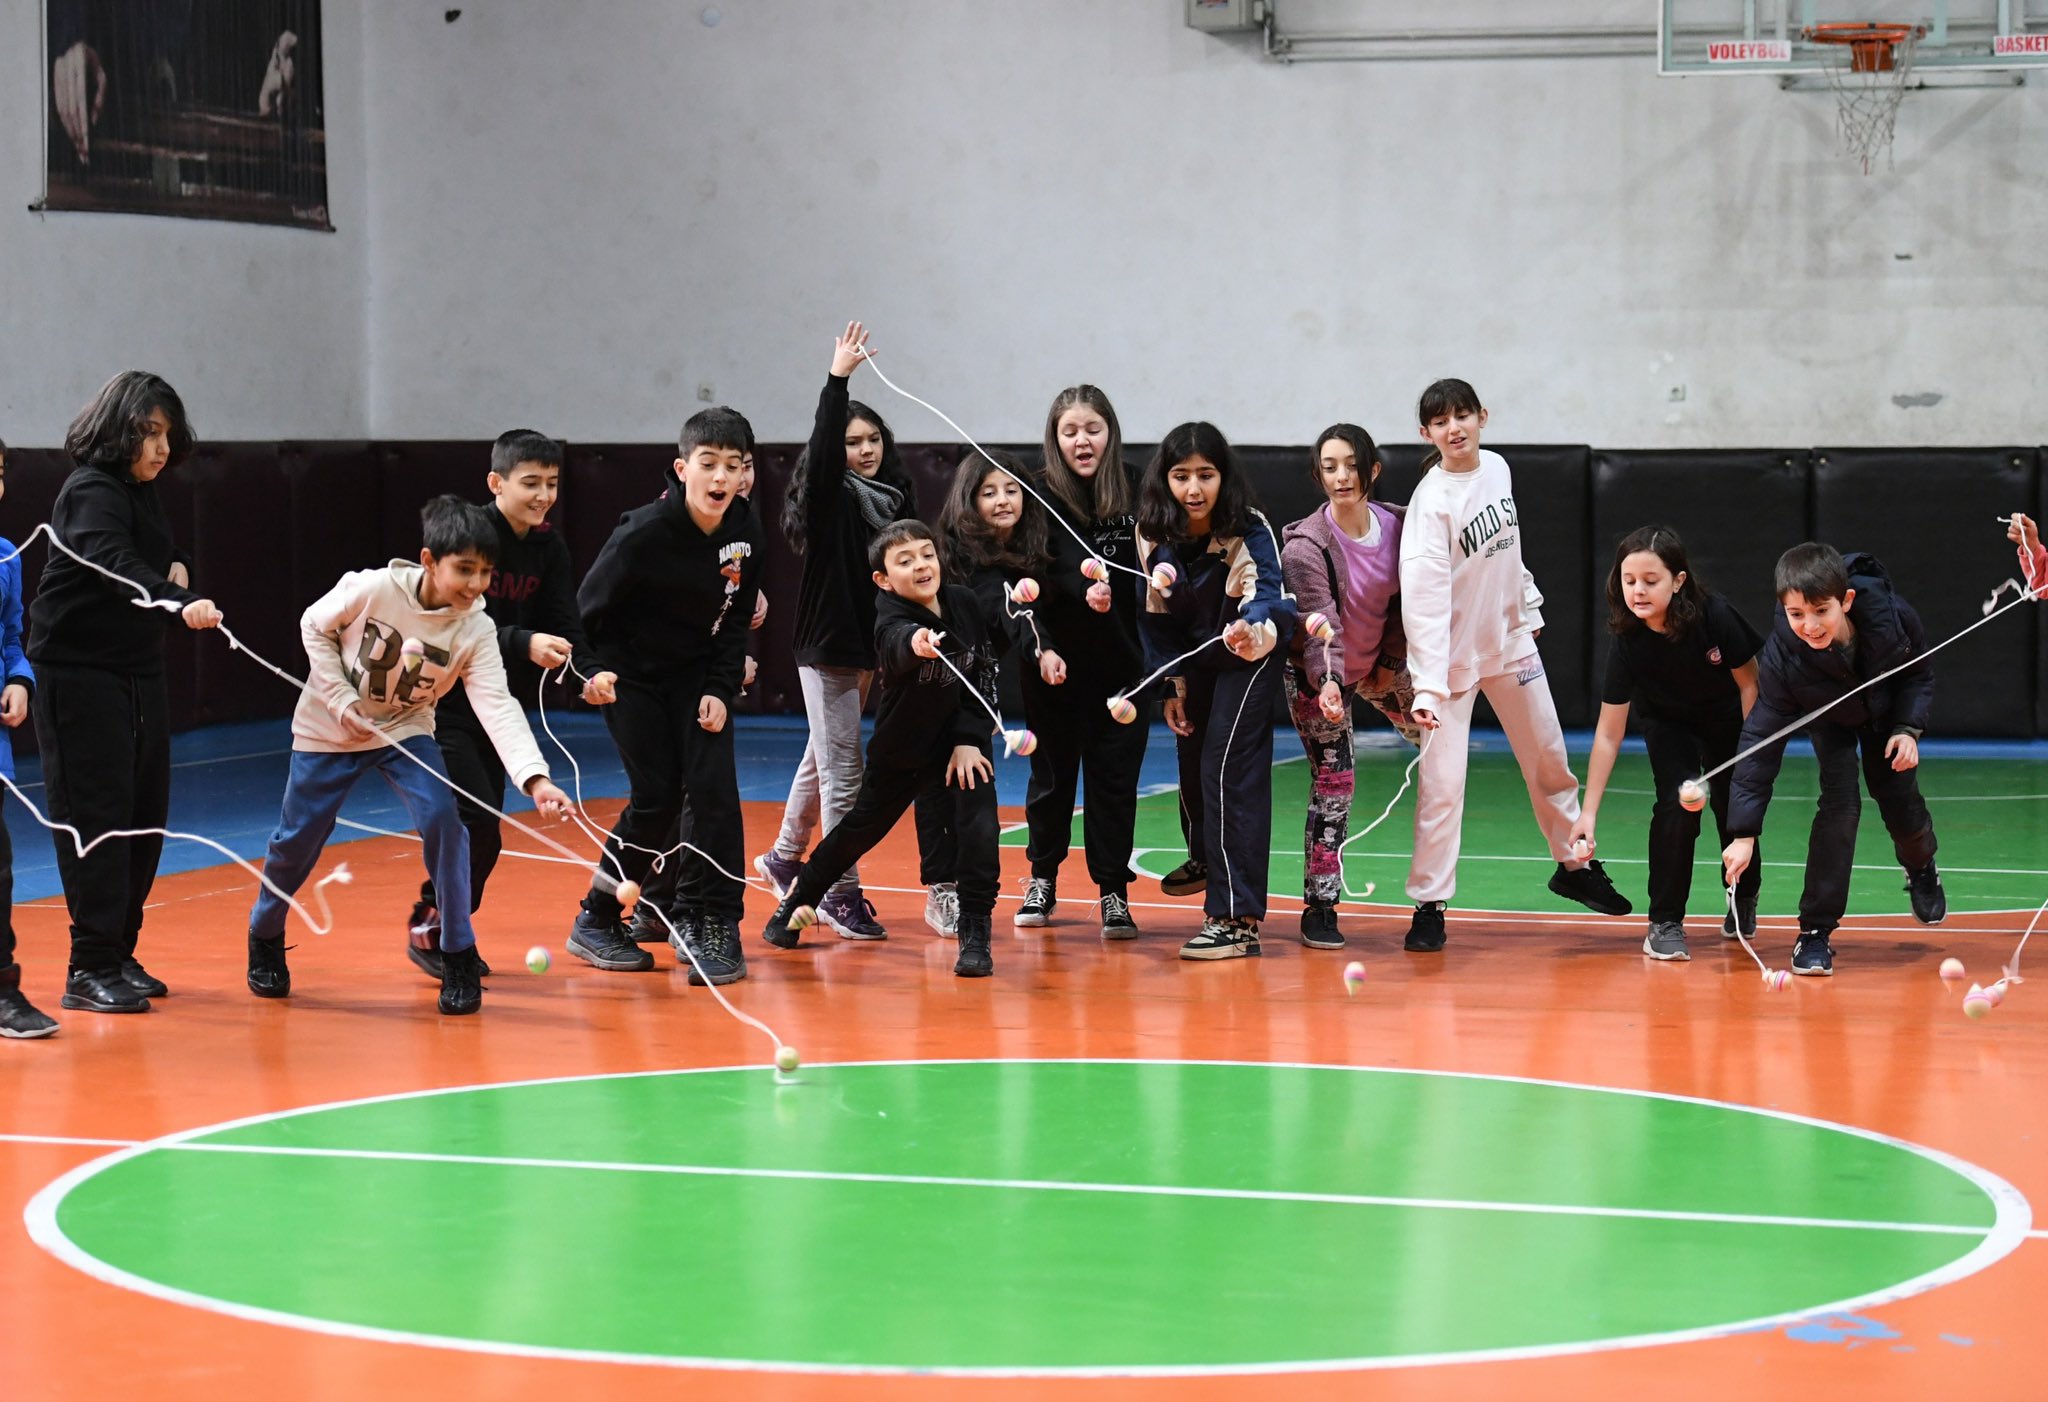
[845,472,907,533]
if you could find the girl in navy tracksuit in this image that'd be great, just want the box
[1135,421,1297,961]
[758,322,920,940]
[1017,385,1149,939]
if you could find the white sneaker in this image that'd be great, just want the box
[924,882,959,938]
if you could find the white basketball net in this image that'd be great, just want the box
[1819,29,1920,172]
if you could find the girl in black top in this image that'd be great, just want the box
[1017,385,1148,940]
[1572,525,1764,962]
[30,371,221,1014]
[913,450,1061,935]
[758,323,920,940]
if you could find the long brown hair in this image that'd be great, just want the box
[1040,384,1131,522]
[1606,524,1708,639]
[938,450,1050,576]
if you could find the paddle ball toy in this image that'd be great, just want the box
[788,904,818,931]
[1303,611,1336,642]
[1964,984,1994,1020]
[1150,561,1179,594]
[1342,961,1366,995]
[1081,557,1110,582]
[1986,980,2008,1008]
[1940,957,1966,984]
[400,635,425,683]
[1009,577,1040,605]
[614,879,642,912]
[1760,968,1791,992]
[525,945,551,974]
[1003,728,1038,757]
[1107,695,1138,725]
[775,1044,801,1074]
[1678,779,1707,813]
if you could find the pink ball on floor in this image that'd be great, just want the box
[1342,961,1366,994]
[1986,981,2007,1008]
[1939,957,1966,983]
[1964,988,1993,1020]
[1761,968,1791,992]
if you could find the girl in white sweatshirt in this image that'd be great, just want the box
[1396,380,1630,952]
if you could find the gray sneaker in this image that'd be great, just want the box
[924,882,960,938]
[1643,921,1691,961]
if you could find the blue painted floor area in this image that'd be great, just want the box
[7,715,2045,905]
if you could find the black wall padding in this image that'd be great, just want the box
[1813,447,2037,739]
[1590,450,1809,700]
[2038,449,2048,736]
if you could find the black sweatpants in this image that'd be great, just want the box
[1642,715,1760,926]
[0,793,15,969]
[588,676,744,921]
[32,664,170,974]
[426,702,507,915]
[1176,656,1282,923]
[1799,721,1936,935]
[1020,668,1147,894]
[791,754,999,920]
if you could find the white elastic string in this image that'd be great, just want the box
[1334,727,1433,902]
[1725,885,1771,975]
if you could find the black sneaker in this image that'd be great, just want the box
[1299,903,1343,949]
[406,941,444,979]
[566,902,655,971]
[1016,876,1056,928]
[661,907,700,961]
[60,968,150,1013]
[1906,862,1947,925]
[1791,930,1835,977]
[247,934,292,998]
[762,896,805,950]
[678,915,747,987]
[1099,891,1138,940]
[1160,859,1208,897]
[439,943,485,1015]
[1179,916,1261,961]
[629,900,672,943]
[1404,902,1447,953]
[120,959,168,999]
[1548,859,1633,917]
[0,965,57,1039]
[954,913,994,977]
[1722,891,1758,941]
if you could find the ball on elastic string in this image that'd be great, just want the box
[525,945,551,974]
[1939,957,1966,984]
[1150,561,1178,594]
[400,636,426,678]
[614,879,642,912]
[1009,577,1040,605]
[1678,779,1707,813]
[1761,968,1791,992]
[787,904,818,930]
[1963,985,1994,1020]
[1003,728,1038,757]
[1304,611,1335,642]
[1985,980,2007,1008]
[775,1044,801,1074]
[1342,961,1366,995]
[1080,557,1109,582]
[1106,695,1138,725]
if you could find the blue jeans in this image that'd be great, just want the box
[249,739,475,951]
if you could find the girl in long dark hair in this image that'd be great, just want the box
[754,322,921,940]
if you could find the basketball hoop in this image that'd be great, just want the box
[1804,21,1926,172]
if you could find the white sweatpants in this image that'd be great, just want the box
[1406,654,1584,905]
[774,665,873,893]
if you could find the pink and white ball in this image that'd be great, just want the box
[1760,968,1791,992]
[1009,577,1040,605]
[1678,779,1707,813]
[1080,557,1110,582]
[1106,695,1138,725]
[1963,985,1994,1020]
[1149,561,1178,594]
[1304,611,1336,642]
[1003,728,1038,757]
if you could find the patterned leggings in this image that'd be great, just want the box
[1283,661,1424,907]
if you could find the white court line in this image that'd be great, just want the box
[0,1134,142,1149]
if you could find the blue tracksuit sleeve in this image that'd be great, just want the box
[1888,596,1935,735]
[0,551,33,694]
[1235,512,1298,644]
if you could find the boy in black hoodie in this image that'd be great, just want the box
[408,429,618,978]
[762,520,1002,977]
[565,407,761,984]
[1722,543,1945,977]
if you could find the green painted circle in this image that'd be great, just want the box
[36,1061,2021,1375]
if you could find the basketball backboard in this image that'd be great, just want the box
[1660,0,2048,74]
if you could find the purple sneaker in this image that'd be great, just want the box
[753,850,800,898]
[819,889,887,940]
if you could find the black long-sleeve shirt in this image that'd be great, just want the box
[790,373,915,670]
[444,508,590,719]
[29,462,197,674]
[579,486,761,701]
[866,585,998,771]
[1031,491,1143,688]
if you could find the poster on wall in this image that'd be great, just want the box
[41,0,330,231]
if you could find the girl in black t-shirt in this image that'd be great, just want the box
[1572,526,1764,963]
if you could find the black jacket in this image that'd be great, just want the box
[578,486,761,701]
[1029,490,1143,689]
[867,584,997,770]
[790,373,916,670]
[445,509,591,720]
[1728,551,1932,836]
[29,462,197,674]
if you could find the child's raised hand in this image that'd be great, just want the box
[581,670,618,706]
[1886,732,1920,771]
[182,598,222,630]
[1085,581,1112,614]
[946,743,993,790]
[830,321,871,378]
[1039,650,1068,686]
[1721,836,1755,885]
[697,694,728,732]
[2006,512,2040,553]
[1318,680,1346,723]
[911,627,944,659]
[526,777,573,821]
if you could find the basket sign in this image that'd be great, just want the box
[1992,34,2048,56]
[1707,39,1793,62]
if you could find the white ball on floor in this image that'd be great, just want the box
[525,945,550,974]
[775,1044,800,1074]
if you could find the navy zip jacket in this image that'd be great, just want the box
[578,487,761,701]
[1727,551,1932,837]
[866,584,997,771]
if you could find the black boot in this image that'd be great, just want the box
[0,964,58,1039]
[954,913,993,978]
[439,943,485,1015]
[247,934,292,998]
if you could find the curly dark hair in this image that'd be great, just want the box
[937,449,1051,578]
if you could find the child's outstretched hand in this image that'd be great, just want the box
[526,777,572,821]
[830,321,871,378]
[182,598,222,630]
[1085,581,1112,613]
[0,682,26,728]
[1886,732,1920,771]
[697,694,728,732]
[1039,650,1068,685]
[946,744,993,790]
[1722,836,1755,885]
[911,627,944,659]
[528,633,572,668]
[581,670,618,705]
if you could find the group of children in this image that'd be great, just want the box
[0,348,2009,1038]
